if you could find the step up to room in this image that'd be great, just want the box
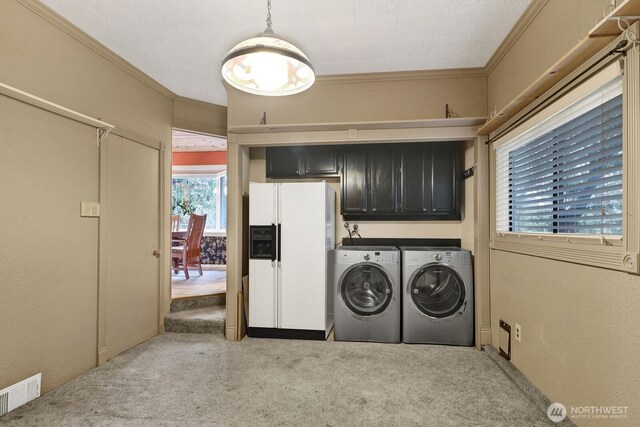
[164,305,226,334]
[170,293,226,313]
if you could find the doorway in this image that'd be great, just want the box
[171,129,228,300]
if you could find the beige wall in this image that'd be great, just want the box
[487,1,640,424]
[173,96,227,137]
[0,1,172,142]
[0,96,100,392]
[228,70,487,127]
[490,252,640,423]
[0,0,173,393]
[487,0,611,113]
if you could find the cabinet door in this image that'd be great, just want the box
[369,147,398,214]
[430,142,459,213]
[303,146,340,177]
[341,150,368,214]
[400,144,429,213]
[266,147,303,178]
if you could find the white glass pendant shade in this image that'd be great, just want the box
[221,30,315,96]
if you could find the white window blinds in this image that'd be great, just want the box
[496,73,623,236]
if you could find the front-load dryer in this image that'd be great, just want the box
[333,246,400,343]
[401,247,473,346]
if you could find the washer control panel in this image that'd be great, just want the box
[337,249,399,264]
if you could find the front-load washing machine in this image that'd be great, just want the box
[333,246,401,343]
[401,247,473,345]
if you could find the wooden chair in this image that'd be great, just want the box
[171,214,181,231]
[171,214,206,279]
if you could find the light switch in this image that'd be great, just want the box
[81,201,100,217]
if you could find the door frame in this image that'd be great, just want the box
[97,128,169,366]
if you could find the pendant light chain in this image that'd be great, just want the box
[266,0,272,29]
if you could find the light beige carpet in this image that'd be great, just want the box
[2,334,554,426]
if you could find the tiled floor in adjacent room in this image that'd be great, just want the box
[1,334,555,426]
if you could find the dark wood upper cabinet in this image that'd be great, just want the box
[266,147,303,178]
[266,146,339,178]
[400,144,428,214]
[267,142,461,220]
[302,146,340,177]
[369,147,398,214]
[429,142,459,214]
[341,142,461,220]
[341,149,368,214]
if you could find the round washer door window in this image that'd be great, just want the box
[341,264,392,316]
[410,265,465,318]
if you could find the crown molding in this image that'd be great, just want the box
[483,0,549,75]
[315,67,486,85]
[17,0,176,100]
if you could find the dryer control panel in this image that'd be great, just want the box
[402,248,471,265]
[432,250,471,264]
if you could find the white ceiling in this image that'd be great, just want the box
[41,0,531,107]
[172,129,227,152]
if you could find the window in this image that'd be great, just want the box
[491,56,640,273]
[496,76,622,236]
[172,172,227,232]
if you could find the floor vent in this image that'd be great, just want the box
[0,373,41,417]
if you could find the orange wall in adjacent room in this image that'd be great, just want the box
[172,151,227,166]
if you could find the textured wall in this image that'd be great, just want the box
[487,0,612,113]
[172,96,227,137]
[487,1,640,424]
[490,251,640,425]
[0,96,99,393]
[0,0,172,393]
[228,70,487,127]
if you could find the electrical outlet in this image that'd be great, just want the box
[515,323,522,342]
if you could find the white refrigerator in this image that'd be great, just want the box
[248,182,335,339]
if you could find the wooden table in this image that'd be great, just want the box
[172,231,187,240]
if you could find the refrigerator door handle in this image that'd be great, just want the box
[270,223,277,262]
[277,257,282,328]
[277,223,282,262]
[277,183,282,224]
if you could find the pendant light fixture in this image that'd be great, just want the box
[221,0,315,96]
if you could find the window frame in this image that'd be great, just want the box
[490,48,640,274]
[172,168,227,235]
